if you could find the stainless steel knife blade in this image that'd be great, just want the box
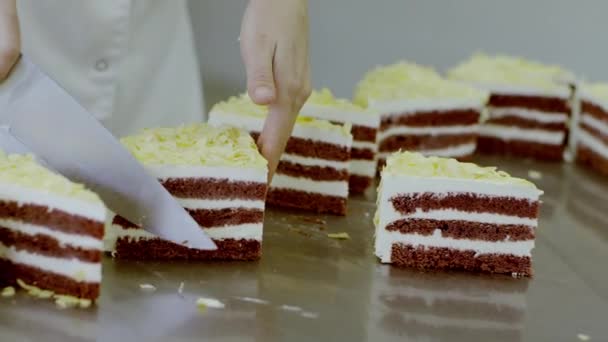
[0,56,216,250]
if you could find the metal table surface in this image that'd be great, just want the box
[1,156,608,342]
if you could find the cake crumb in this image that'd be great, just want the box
[234,296,269,305]
[281,305,302,312]
[17,279,53,299]
[178,282,184,294]
[139,284,157,292]
[301,311,319,319]
[1,286,15,298]
[327,232,350,240]
[528,170,542,180]
[16,280,91,309]
[54,295,92,309]
[511,272,524,279]
[577,333,591,341]
[196,297,225,311]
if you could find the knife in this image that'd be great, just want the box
[0,56,216,251]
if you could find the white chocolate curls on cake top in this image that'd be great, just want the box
[209,94,353,215]
[107,124,269,260]
[576,82,608,175]
[375,151,542,276]
[121,123,268,170]
[354,61,489,163]
[448,53,575,161]
[301,88,380,194]
[0,152,106,302]
[448,52,576,95]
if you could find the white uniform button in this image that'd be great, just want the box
[95,59,109,72]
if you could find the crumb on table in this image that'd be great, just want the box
[327,232,350,240]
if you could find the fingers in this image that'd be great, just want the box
[257,41,311,181]
[241,0,311,181]
[0,0,20,81]
[257,102,297,181]
[240,6,276,105]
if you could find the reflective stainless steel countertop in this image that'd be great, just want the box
[1,156,607,341]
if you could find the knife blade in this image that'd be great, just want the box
[0,56,216,250]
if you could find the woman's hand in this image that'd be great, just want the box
[0,0,20,81]
[240,0,311,181]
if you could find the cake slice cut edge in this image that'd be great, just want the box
[374,151,543,276]
[0,151,106,303]
[107,123,269,260]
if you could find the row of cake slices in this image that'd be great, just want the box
[0,116,369,306]
[2,52,603,305]
[352,53,608,177]
[0,110,546,307]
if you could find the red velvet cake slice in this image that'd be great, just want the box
[574,83,608,175]
[0,152,106,306]
[209,95,353,215]
[374,152,542,276]
[301,88,380,194]
[449,53,576,161]
[105,124,268,260]
[355,61,488,170]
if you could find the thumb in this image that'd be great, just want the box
[242,34,276,105]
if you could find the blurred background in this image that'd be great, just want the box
[190,0,608,109]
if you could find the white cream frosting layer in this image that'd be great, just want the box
[176,198,265,210]
[379,175,542,201]
[112,222,263,242]
[209,111,353,147]
[281,154,349,171]
[489,107,569,124]
[0,219,102,250]
[203,223,262,240]
[581,114,608,137]
[0,243,101,282]
[369,98,483,117]
[374,229,534,263]
[350,160,377,177]
[271,174,349,197]
[380,207,538,228]
[479,124,565,145]
[300,103,380,128]
[580,90,608,114]
[377,125,479,142]
[352,140,378,151]
[578,129,608,158]
[145,164,267,183]
[0,184,106,221]
[378,142,477,160]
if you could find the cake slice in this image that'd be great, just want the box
[106,124,268,260]
[575,83,608,175]
[448,53,575,161]
[0,152,106,303]
[301,88,380,194]
[354,61,488,169]
[209,95,353,215]
[374,151,542,276]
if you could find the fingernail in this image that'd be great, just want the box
[255,86,274,101]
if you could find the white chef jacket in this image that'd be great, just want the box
[17,0,205,137]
